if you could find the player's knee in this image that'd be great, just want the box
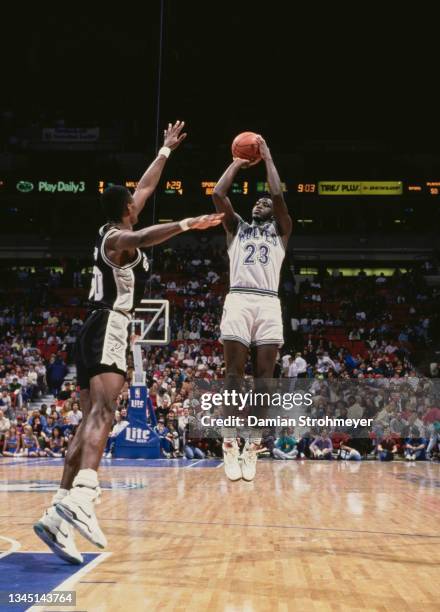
[92,398,115,423]
[225,371,244,384]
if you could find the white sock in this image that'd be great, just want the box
[51,488,68,505]
[73,469,99,489]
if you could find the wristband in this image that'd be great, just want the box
[158,146,171,158]
[179,218,191,232]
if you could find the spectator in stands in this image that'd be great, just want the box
[2,425,21,456]
[293,353,307,378]
[0,409,11,446]
[46,355,67,397]
[377,428,399,461]
[0,390,13,419]
[166,422,182,457]
[155,394,171,421]
[155,420,174,458]
[183,431,205,459]
[21,424,43,457]
[38,404,48,430]
[404,427,426,461]
[67,401,82,426]
[390,412,409,438]
[287,356,298,378]
[337,440,362,461]
[273,428,298,459]
[347,396,364,421]
[257,429,276,457]
[178,407,196,433]
[349,329,361,341]
[426,421,440,461]
[46,427,66,458]
[43,415,56,437]
[104,411,129,458]
[423,404,440,425]
[58,381,73,402]
[405,409,425,435]
[310,430,333,459]
[59,415,74,439]
[8,377,22,409]
[316,352,337,375]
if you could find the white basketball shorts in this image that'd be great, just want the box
[220,292,284,348]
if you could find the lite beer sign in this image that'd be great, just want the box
[124,427,151,443]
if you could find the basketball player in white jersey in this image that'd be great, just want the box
[212,135,292,481]
[34,120,223,563]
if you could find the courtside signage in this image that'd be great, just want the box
[318,181,403,195]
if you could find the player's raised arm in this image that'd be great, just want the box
[212,159,250,236]
[256,135,292,246]
[132,120,187,216]
[107,213,224,250]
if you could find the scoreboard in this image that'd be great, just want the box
[3,178,440,198]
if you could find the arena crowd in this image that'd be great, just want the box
[1,250,439,463]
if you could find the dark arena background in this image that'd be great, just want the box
[0,4,439,612]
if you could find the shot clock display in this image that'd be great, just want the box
[164,180,183,195]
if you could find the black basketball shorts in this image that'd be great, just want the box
[75,309,130,390]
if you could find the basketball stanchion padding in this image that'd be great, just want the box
[113,300,170,459]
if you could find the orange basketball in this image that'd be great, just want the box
[231,131,261,163]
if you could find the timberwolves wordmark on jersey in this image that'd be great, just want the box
[228,216,285,297]
[76,224,150,387]
[220,217,285,348]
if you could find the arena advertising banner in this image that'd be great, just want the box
[41,127,100,142]
[16,180,87,194]
[318,181,403,195]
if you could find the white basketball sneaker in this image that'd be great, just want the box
[222,438,242,481]
[56,471,107,549]
[34,494,83,565]
[241,442,258,482]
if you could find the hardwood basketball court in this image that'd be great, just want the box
[0,458,439,611]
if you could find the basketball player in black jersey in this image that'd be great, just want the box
[34,120,223,563]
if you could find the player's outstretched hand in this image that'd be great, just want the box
[163,120,187,150]
[256,135,272,160]
[189,213,224,230]
[232,157,260,169]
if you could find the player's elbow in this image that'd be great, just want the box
[212,188,226,201]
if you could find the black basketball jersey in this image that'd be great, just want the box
[88,224,150,314]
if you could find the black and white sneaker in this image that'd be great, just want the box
[56,485,107,549]
[34,506,83,564]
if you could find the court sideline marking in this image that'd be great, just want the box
[26,551,112,612]
[0,535,21,559]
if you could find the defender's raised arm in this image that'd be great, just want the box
[106,214,224,250]
[132,120,187,216]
